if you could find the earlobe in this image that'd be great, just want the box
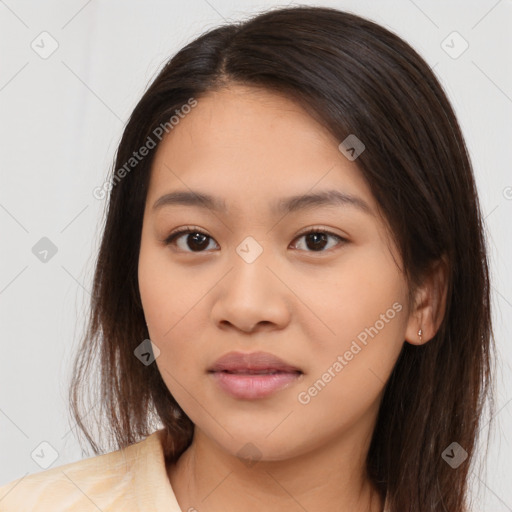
[405,254,449,345]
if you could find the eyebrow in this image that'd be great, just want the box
[152,189,373,216]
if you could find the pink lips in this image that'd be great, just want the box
[208,351,303,400]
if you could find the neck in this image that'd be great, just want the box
[167,426,384,512]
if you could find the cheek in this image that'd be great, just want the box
[138,247,211,394]
[294,267,406,433]
[330,247,405,319]
[138,243,200,336]
[306,250,407,367]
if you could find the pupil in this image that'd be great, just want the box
[188,232,209,251]
[306,233,327,251]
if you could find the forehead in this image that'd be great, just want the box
[147,85,377,217]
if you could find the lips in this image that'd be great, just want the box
[208,351,303,400]
[208,351,303,374]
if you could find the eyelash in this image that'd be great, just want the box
[163,225,347,253]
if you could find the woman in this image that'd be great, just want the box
[0,5,495,511]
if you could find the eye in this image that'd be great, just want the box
[290,227,347,252]
[163,226,347,253]
[164,226,219,253]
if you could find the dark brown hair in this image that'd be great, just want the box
[68,6,496,511]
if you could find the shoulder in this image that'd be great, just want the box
[0,430,166,512]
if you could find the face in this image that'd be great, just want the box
[138,84,412,462]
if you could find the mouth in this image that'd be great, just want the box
[208,369,303,400]
[207,351,303,399]
[211,369,303,375]
[207,350,303,374]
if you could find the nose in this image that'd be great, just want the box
[210,251,292,334]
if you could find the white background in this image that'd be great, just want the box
[0,0,511,510]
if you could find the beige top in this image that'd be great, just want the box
[0,429,182,511]
[0,429,390,511]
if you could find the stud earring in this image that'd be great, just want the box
[418,328,423,343]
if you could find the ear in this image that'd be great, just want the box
[405,254,449,345]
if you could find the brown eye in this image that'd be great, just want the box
[164,228,218,252]
[291,229,346,252]
[164,226,347,254]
